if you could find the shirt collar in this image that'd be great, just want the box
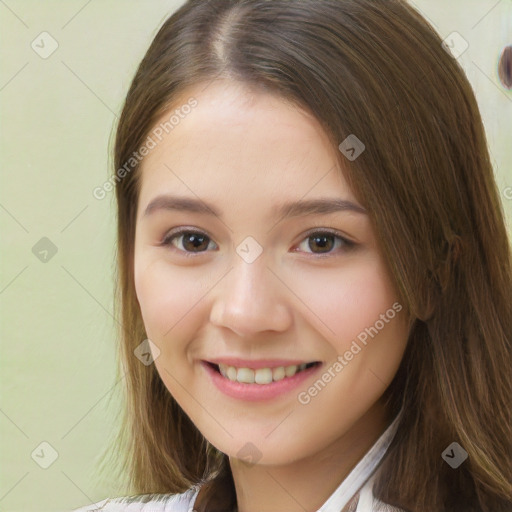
[317,407,403,512]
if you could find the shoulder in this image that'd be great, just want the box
[71,486,200,512]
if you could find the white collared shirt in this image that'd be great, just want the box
[317,409,405,512]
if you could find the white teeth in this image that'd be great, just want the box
[254,368,273,384]
[285,365,298,377]
[237,367,254,383]
[217,363,314,385]
[226,365,237,380]
[272,366,285,381]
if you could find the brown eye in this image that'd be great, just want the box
[162,230,217,255]
[296,231,355,256]
[308,233,336,253]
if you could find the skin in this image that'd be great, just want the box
[133,79,410,512]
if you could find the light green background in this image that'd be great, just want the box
[1,1,511,511]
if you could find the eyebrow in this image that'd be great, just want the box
[142,195,367,220]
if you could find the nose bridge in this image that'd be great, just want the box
[210,253,291,336]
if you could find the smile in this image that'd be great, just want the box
[202,361,323,401]
[217,362,318,384]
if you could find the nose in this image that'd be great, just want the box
[209,255,293,337]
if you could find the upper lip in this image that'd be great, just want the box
[204,358,320,369]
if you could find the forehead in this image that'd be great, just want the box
[137,79,354,212]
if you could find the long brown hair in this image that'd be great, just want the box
[98,1,512,510]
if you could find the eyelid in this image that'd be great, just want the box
[161,226,215,242]
[298,227,355,245]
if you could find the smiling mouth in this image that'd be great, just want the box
[206,361,321,385]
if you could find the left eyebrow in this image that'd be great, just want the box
[275,197,367,219]
[142,195,367,220]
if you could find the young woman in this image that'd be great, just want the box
[74,0,512,511]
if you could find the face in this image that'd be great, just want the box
[133,79,409,466]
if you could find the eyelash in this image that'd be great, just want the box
[159,227,356,259]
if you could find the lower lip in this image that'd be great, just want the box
[201,361,323,401]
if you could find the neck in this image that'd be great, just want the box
[229,400,391,512]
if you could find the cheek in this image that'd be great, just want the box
[134,255,206,341]
[292,257,402,351]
